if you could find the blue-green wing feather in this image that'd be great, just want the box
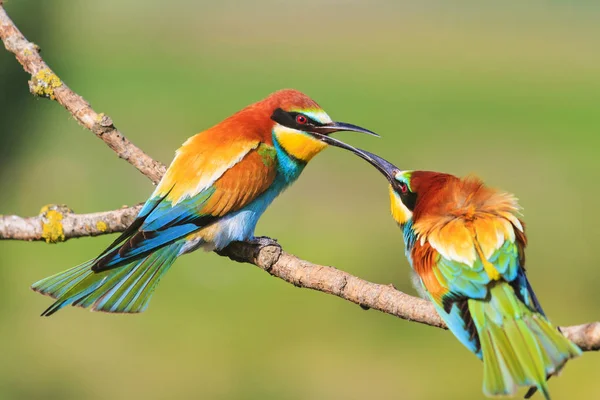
[141,187,216,231]
[416,231,579,398]
[32,241,184,315]
[93,188,217,272]
[416,236,528,361]
[435,240,521,302]
[94,224,199,270]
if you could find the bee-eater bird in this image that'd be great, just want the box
[32,89,378,316]
[347,150,580,399]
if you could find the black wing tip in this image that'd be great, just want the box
[40,301,63,317]
[524,386,537,399]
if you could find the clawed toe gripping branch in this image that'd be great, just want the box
[0,4,598,352]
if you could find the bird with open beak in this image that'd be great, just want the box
[32,89,378,315]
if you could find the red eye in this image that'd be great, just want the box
[296,115,307,125]
[399,182,408,194]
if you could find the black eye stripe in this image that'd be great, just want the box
[393,181,408,192]
[394,181,417,211]
[270,108,323,130]
[288,112,322,126]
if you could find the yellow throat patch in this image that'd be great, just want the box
[274,126,327,162]
[389,185,412,225]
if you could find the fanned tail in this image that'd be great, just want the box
[32,241,184,316]
[469,282,581,399]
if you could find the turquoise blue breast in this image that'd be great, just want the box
[272,135,307,184]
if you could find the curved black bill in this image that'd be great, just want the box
[351,149,399,182]
[310,133,398,182]
[312,121,380,137]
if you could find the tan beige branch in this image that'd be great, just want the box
[0,204,142,243]
[0,209,598,352]
[0,2,598,353]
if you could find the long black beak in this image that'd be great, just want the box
[313,135,400,184]
[352,149,399,183]
[311,121,380,137]
[302,120,399,182]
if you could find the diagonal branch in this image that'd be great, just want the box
[0,2,598,354]
[0,5,166,184]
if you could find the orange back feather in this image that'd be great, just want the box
[408,172,525,292]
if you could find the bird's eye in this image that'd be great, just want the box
[296,115,307,125]
[399,182,408,194]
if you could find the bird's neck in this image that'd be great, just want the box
[272,133,307,184]
[272,125,327,163]
[388,185,418,253]
[401,219,418,270]
[402,219,417,250]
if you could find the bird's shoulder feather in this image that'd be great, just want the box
[198,143,278,217]
[409,177,526,305]
[412,176,524,268]
[154,132,264,205]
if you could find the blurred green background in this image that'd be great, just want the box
[1,1,599,399]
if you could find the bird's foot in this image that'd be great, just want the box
[248,236,279,247]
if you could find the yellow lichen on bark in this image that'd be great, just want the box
[96,220,108,232]
[30,69,62,100]
[40,205,66,243]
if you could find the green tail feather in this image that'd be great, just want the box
[32,241,184,316]
[469,283,581,399]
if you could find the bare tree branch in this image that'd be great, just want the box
[0,5,166,184]
[0,206,598,351]
[0,204,142,242]
[0,3,598,353]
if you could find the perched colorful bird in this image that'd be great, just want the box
[32,89,378,316]
[348,150,581,399]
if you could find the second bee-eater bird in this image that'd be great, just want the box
[32,89,378,316]
[346,150,580,399]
